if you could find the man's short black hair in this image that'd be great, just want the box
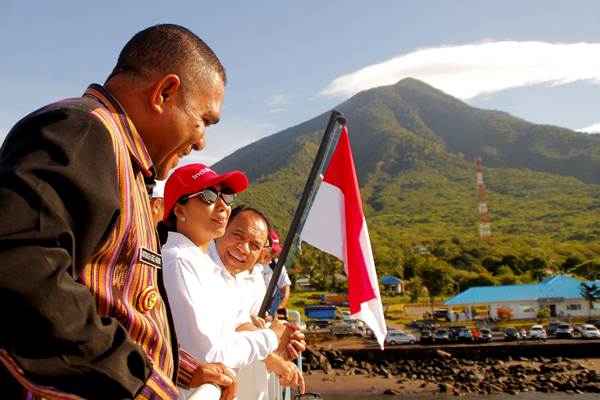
[107,24,226,92]
[230,205,273,246]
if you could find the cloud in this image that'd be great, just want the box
[266,94,289,112]
[268,108,286,114]
[577,123,600,134]
[266,94,289,107]
[320,41,600,100]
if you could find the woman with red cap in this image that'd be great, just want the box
[158,163,300,399]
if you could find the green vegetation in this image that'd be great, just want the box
[579,282,600,319]
[215,78,600,297]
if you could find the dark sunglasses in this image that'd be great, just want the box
[182,187,236,206]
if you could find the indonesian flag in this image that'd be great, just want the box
[300,126,387,348]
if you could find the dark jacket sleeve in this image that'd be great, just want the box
[0,102,153,399]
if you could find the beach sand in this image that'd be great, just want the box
[304,370,436,396]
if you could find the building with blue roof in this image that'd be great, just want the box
[443,275,600,320]
[380,275,402,292]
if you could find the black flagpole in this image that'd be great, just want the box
[258,110,346,318]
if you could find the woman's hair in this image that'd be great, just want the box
[157,196,189,245]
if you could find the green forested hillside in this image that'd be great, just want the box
[214,78,600,291]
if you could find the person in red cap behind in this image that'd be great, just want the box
[158,164,295,399]
[259,229,292,318]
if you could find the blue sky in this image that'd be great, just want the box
[2,1,600,165]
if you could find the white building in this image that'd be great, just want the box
[444,275,600,320]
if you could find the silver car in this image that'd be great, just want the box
[555,324,573,339]
[385,330,416,345]
[528,325,547,340]
[579,324,600,339]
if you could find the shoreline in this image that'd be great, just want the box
[301,340,600,396]
[304,359,600,397]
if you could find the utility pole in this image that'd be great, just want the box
[476,156,492,241]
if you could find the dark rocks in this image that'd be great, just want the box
[438,382,453,392]
[307,345,599,395]
[436,349,452,358]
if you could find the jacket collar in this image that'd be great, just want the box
[84,84,154,177]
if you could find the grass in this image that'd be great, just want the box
[288,289,448,323]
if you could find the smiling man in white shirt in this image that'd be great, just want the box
[208,205,305,398]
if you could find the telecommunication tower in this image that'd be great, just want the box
[476,156,492,241]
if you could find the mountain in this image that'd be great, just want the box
[213,78,600,280]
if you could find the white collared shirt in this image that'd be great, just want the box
[207,242,273,400]
[162,232,278,369]
[260,262,292,290]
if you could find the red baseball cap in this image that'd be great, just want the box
[163,163,248,221]
[270,230,283,253]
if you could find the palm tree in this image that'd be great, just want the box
[579,282,600,319]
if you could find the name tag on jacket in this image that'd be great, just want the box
[140,247,162,269]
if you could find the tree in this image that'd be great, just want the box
[292,246,342,291]
[496,307,513,321]
[417,258,455,315]
[404,277,424,303]
[579,282,600,319]
[537,307,550,323]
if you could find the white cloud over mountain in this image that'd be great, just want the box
[266,94,289,113]
[577,123,600,134]
[320,41,600,100]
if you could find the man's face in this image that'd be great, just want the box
[215,210,269,275]
[258,246,273,264]
[152,72,224,179]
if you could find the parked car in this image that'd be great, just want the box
[448,325,468,341]
[546,321,561,336]
[477,328,493,342]
[434,329,452,343]
[345,319,367,336]
[579,324,600,339]
[385,330,416,345]
[528,324,547,340]
[456,327,473,342]
[586,319,600,329]
[419,329,434,344]
[407,319,440,330]
[555,323,574,339]
[504,327,520,341]
[330,319,366,337]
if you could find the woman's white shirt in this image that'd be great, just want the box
[162,232,278,369]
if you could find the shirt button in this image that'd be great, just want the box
[137,286,159,313]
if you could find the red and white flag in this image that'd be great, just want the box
[300,126,387,348]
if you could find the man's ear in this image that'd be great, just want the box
[149,74,182,114]
[150,198,162,215]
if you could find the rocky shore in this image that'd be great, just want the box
[303,347,600,396]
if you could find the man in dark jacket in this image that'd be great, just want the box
[0,24,236,399]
